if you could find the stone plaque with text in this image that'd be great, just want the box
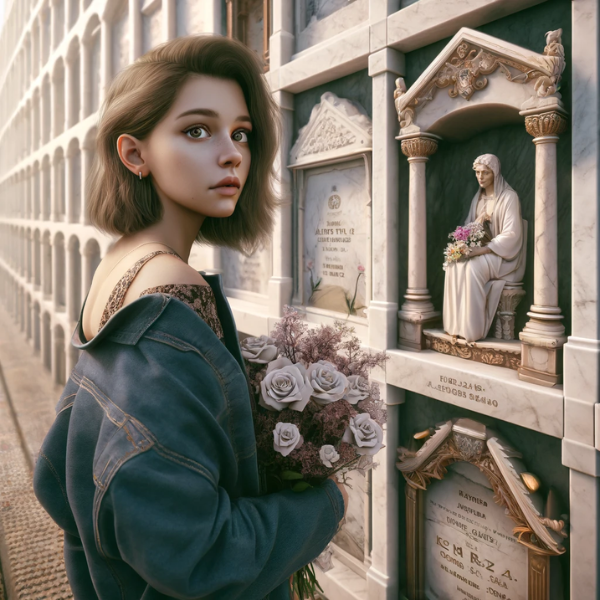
[425,462,527,600]
[303,161,368,314]
[221,246,270,296]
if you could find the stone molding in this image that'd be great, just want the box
[394,27,566,137]
[288,91,372,169]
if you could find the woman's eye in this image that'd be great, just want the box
[232,129,250,143]
[185,126,209,139]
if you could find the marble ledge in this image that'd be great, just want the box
[385,348,563,438]
[387,0,547,52]
[227,296,276,338]
[314,556,368,600]
[273,24,370,94]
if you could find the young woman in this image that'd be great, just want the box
[33,35,348,600]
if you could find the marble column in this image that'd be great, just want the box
[265,0,294,317]
[99,19,110,104]
[397,134,440,350]
[518,110,568,386]
[162,0,176,41]
[562,1,600,598]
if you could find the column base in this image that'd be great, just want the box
[398,309,441,351]
[518,343,564,387]
[518,308,566,386]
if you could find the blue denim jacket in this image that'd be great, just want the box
[33,273,344,600]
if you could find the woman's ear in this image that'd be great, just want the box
[117,134,148,177]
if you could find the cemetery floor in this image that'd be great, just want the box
[0,305,72,599]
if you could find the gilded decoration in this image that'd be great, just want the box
[424,332,522,371]
[397,420,568,556]
[525,111,569,138]
[400,137,439,159]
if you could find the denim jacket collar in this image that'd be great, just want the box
[71,272,246,373]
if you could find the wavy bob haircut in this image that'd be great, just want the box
[87,35,281,254]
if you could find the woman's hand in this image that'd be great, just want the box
[468,246,492,258]
[328,474,348,520]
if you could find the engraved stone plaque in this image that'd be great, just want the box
[303,160,368,314]
[425,462,527,600]
[221,246,270,296]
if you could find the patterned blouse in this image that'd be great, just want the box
[98,250,224,340]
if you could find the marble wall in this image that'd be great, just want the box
[397,0,572,337]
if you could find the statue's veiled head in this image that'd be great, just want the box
[473,154,501,194]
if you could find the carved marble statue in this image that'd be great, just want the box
[443,154,527,342]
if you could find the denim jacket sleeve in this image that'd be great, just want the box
[100,454,343,599]
[93,326,345,600]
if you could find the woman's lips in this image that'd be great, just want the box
[211,186,239,196]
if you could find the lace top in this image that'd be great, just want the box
[98,250,224,340]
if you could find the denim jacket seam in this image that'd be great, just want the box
[323,481,343,524]
[56,401,75,416]
[80,377,127,429]
[38,451,71,513]
[143,330,246,460]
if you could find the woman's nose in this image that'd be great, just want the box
[217,136,243,168]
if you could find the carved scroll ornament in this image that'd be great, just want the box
[397,420,567,557]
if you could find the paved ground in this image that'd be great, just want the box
[0,305,72,600]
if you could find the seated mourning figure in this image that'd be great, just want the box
[443,154,527,343]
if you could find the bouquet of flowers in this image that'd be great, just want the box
[443,220,492,271]
[240,306,388,600]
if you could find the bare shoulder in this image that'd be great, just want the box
[123,253,208,304]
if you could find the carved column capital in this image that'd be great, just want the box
[524,111,568,139]
[400,136,438,159]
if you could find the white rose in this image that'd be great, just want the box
[273,422,304,457]
[343,375,370,404]
[319,444,340,468]
[241,335,279,364]
[260,357,312,412]
[307,360,349,406]
[341,413,384,455]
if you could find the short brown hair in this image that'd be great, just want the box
[87,35,280,253]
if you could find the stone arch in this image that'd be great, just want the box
[32,86,41,151]
[42,74,51,144]
[52,0,65,50]
[67,137,82,222]
[42,229,52,297]
[66,36,81,127]
[52,57,66,137]
[68,0,79,30]
[83,238,101,295]
[54,231,66,311]
[82,125,97,224]
[33,228,41,287]
[33,301,41,351]
[82,14,101,117]
[42,311,51,370]
[68,234,82,321]
[33,159,40,219]
[53,146,66,219]
[25,164,32,219]
[53,324,66,385]
[41,154,51,219]
[26,292,32,339]
[26,227,32,281]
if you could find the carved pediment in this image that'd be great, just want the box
[397,418,567,556]
[289,92,372,169]
[394,27,567,140]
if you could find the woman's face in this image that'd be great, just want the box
[135,75,252,219]
[474,165,494,190]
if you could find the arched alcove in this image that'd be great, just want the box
[33,301,41,351]
[42,74,51,144]
[42,311,51,370]
[41,154,51,219]
[53,324,66,385]
[26,293,32,340]
[53,146,66,219]
[66,37,81,128]
[33,229,41,287]
[67,137,82,222]
[54,231,66,311]
[33,160,40,219]
[52,57,66,137]
[83,237,101,297]
[82,125,97,223]
[42,230,52,297]
[68,235,82,321]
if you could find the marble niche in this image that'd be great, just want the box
[289,91,372,322]
[397,418,568,600]
[394,27,568,387]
